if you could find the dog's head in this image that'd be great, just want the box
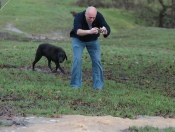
[58,51,67,63]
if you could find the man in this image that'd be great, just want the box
[70,6,110,90]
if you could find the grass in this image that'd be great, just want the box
[129,126,175,132]
[0,0,175,131]
[0,29,175,119]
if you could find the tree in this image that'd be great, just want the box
[75,0,175,28]
[158,0,175,28]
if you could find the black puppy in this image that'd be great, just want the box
[32,43,67,74]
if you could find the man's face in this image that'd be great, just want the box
[85,11,97,24]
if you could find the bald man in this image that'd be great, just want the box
[70,6,111,90]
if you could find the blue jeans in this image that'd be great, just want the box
[70,38,104,89]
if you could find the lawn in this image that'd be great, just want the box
[0,0,175,121]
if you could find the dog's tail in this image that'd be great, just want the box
[70,11,78,17]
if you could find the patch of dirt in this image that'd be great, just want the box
[1,24,69,41]
[0,115,175,132]
[0,31,31,41]
[0,84,175,132]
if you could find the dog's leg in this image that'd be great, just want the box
[32,56,42,70]
[47,58,53,71]
[55,62,65,74]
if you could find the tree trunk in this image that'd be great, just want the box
[158,0,167,27]
[171,0,175,28]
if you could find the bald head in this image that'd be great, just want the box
[85,6,97,24]
[86,6,97,14]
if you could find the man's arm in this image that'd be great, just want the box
[98,12,111,37]
[77,28,99,36]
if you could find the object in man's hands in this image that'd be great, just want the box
[98,28,103,34]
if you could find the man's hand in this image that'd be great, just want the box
[101,26,107,35]
[89,27,99,34]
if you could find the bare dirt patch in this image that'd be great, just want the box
[2,24,68,41]
[0,115,175,132]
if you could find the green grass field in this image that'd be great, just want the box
[0,0,175,126]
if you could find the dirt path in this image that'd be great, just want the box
[4,23,67,41]
[0,115,175,132]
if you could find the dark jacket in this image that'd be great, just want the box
[70,10,111,42]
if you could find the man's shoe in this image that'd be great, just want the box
[94,88,102,90]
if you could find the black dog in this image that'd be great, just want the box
[32,43,67,74]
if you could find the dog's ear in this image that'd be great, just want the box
[65,54,67,60]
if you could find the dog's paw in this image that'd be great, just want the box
[51,70,57,73]
[62,73,66,75]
